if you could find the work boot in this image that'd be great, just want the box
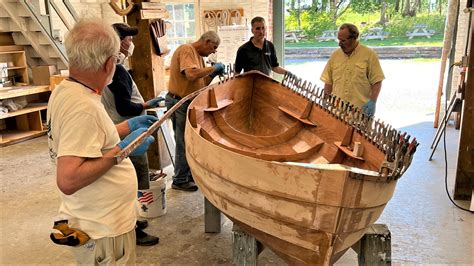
[172,181,198,192]
[136,220,148,230]
[135,227,159,246]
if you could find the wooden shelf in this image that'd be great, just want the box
[0,46,28,84]
[7,66,26,70]
[0,46,49,147]
[0,85,50,99]
[0,103,47,119]
[0,129,47,147]
[0,50,25,54]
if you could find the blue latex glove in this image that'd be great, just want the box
[117,128,155,156]
[145,97,165,108]
[127,115,158,132]
[210,63,225,78]
[362,100,376,116]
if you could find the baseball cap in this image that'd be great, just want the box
[112,23,138,40]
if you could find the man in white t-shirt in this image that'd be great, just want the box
[46,18,156,264]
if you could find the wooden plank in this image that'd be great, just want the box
[27,110,42,131]
[0,130,46,147]
[140,2,166,9]
[454,17,474,200]
[0,103,47,119]
[0,85,50,99]
[204,197,223,233]
[140,9,169,20]
[0,45,24,52]
[15,113,29,131]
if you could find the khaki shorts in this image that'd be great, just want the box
[72,229,136,265]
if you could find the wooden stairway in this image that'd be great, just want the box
[0,0,71,71]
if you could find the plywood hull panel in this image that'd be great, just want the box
[185,72,412,264]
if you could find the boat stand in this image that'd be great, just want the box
[204,199,392,265]
[351,224,392,265]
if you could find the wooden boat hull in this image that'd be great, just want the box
[185,71,414,264]
[187,124,396,264]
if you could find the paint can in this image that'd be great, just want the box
[137,177,167,218]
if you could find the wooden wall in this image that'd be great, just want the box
[454,16,474,201]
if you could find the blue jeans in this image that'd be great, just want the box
[165,94,192,185]
[129,153,150,190]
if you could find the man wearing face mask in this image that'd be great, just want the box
[101,23,161,246]
[320,23,385,117]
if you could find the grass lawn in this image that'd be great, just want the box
[285,34,443,48]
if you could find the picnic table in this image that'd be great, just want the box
[317,30,338,42]
[406,24,435,39]
[361,27,389,41]
[285,30,306,43]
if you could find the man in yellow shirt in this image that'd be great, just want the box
[320,23,384,116]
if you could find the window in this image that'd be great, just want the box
[166,3,196,53]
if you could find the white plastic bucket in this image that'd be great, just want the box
[137,177,167,218]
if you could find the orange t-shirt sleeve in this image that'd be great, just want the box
[179,46,199,74]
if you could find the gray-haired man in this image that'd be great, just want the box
[165,31,224,192]
[46,18,155,264]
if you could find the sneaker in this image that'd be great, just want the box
[135,227,159,246]
[136,220,148,230]
[172,181,198,192]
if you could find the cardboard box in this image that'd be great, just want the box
[32,65,57,85]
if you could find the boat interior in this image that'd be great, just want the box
[188,72,386,173]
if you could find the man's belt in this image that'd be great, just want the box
[167,92,182,100]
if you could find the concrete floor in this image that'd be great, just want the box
[0,114,472,265]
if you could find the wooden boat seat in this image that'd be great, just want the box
[278,106,316,126]
[334,141,364,161]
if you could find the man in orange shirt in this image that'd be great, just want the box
[165,31,224,192]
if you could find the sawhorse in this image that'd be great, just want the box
[204,199,392,265]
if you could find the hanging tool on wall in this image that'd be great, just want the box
[150,19,170,56]
[109,0,135,16]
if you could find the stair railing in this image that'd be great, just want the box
[21,0,79,66]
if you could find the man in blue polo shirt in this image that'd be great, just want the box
[234,16,288,76]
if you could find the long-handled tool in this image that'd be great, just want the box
[115,85,210,164]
